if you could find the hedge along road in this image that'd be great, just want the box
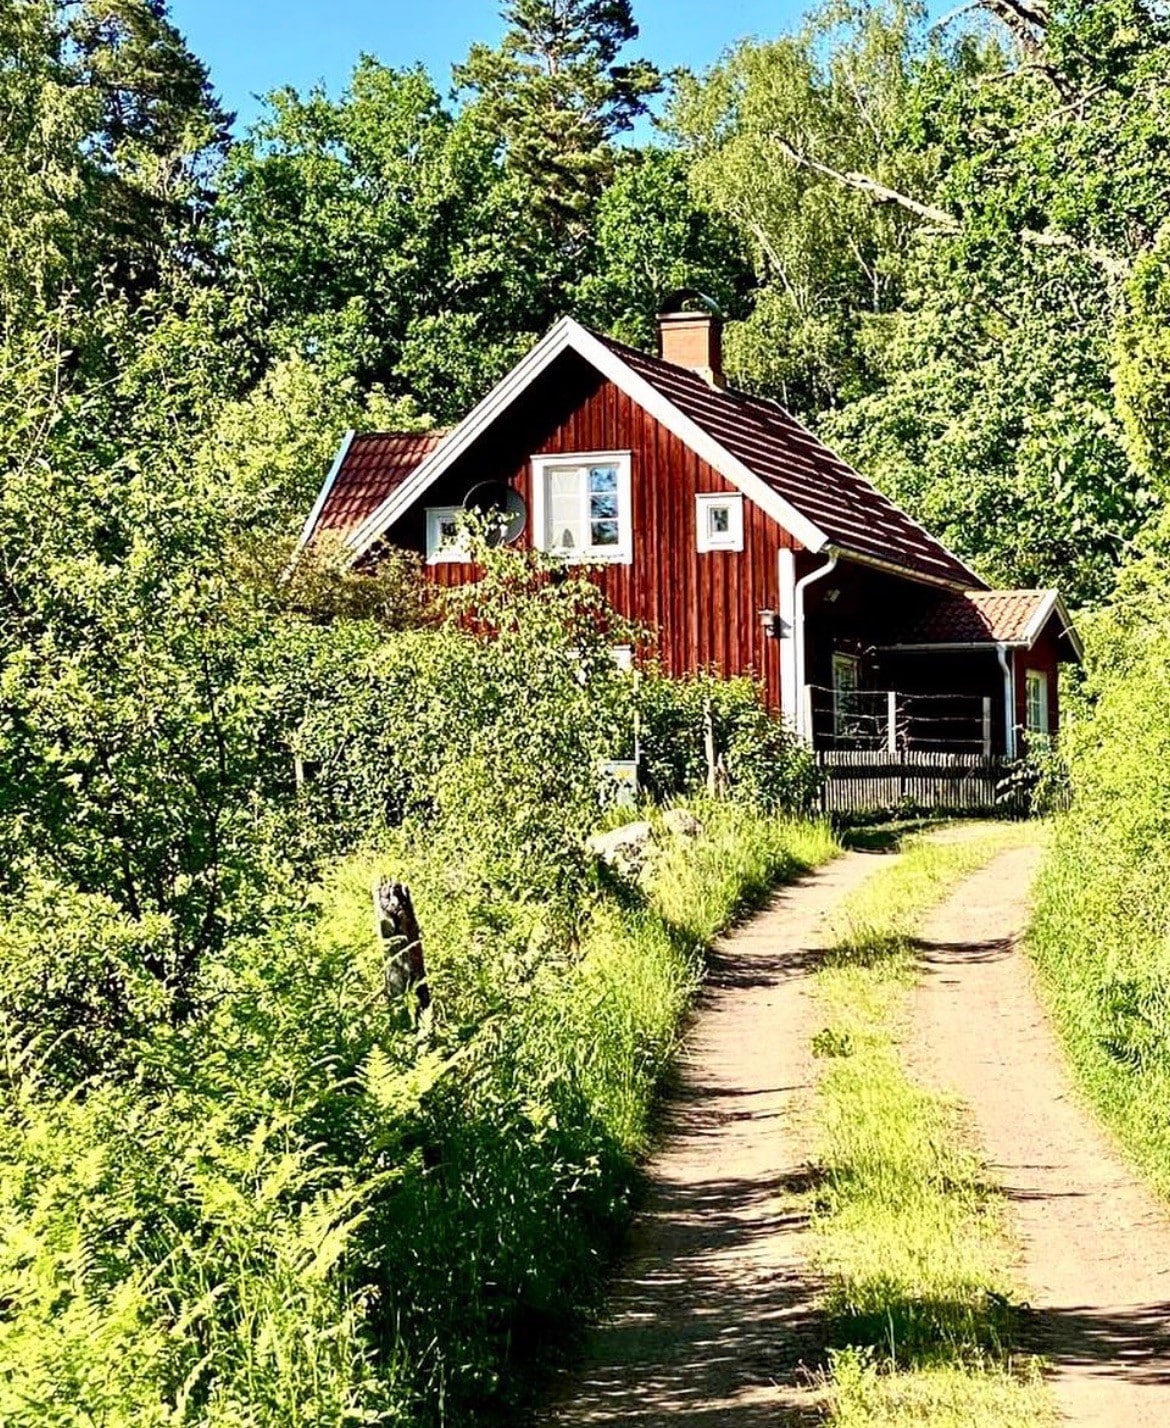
[543,846,889,1427]
[910,841,1170,1426]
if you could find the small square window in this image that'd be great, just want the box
[426,506,470,563]
[696,493,744,552]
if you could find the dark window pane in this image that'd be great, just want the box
[710,505,730,534]
[590,492,618,520]
[589,465,618,493]
[591,519,620,547]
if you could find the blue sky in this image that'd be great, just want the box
[167,0,817,133]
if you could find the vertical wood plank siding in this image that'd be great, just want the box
[413,355,800,707]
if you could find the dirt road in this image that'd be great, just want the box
[911,841,1170,1427]
[543,849,886,1427]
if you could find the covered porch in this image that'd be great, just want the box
[794,566,1082,760]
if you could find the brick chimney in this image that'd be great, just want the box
[658,294,724,387]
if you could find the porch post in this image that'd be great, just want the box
[981,697,992,758]
[887,690,898,755]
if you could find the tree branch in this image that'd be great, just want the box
[978,0,1072,101]
[769,135,1130,281]
[770,136,961,231]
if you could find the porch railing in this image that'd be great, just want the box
[804,686,995,756]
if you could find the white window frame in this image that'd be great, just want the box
[425,506,470,564]
[831,652,861,739]
[696,492,744,553]
[530,451,633,564]
[1025,668,1050,735]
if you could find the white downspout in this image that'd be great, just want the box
[794,552,839,742]
[997,642,1017,759]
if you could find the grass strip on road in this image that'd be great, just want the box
[810,825,1054,1428]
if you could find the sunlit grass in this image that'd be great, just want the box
[812,826,1055,1428]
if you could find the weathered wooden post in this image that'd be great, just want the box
[703,695,718,798]
[374,879,431,1014]
[982,697,993,758]
[887,690,898,755]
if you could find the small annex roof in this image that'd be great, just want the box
[882,589,1083,660]
[305,316,983,591]
[295,429,449,551]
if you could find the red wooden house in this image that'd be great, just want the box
[299,301,1081,759]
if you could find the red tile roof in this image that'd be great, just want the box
[315,430,448,540]
[595,333,983,589]
[887,590,1059,646]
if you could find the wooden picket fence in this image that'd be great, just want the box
[817,749,1029,818]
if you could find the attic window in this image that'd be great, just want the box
[425,506,469,564]
[696,493,744,552]
[531,452,632,564]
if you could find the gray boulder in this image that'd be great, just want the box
[586,820,655,878]
[661,808,705,841]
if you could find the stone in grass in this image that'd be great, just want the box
[586,821,655,878]
[661,808,705,841]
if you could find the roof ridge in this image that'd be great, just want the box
[352,426,451,440]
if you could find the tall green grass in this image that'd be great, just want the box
[811,827,1054,1428]
[1030,660,1170,1199]
[0,802,837,1427]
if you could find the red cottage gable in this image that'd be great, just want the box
[299,306,1080,757]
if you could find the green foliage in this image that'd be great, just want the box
[669,2,930,416]
[635,668,821,812]
[455,0,660,236]
[669,0,1170,602]
[0,790,837,1424]
[571,149,754,348]
[0,0,229,317]
[1031,528,1170,1195]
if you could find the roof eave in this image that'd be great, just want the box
[295,427,356,556]
[1023,589,1085,662]
[827,544,983,594]
[879,640,1026,653]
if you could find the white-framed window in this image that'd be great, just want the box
[1025,669,1050,736]
[531,452,633,564]
[696,492,744,552]
[832,652,861,739]
[425,506,470,564]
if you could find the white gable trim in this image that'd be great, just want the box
[342,317,828,563]
[296,428,355,555]
[1023,590,1084,661]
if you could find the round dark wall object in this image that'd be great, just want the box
[463,481,527,546]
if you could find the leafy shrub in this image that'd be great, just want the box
[1031,526,1170,1193]
[635,668,821,812]
[0,803,837,1427]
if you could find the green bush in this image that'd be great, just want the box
[0,803,837,1426]
[1031,529,1170,1194]
[635,668,821,812]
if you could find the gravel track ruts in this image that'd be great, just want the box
[543,849,889,1427]
[910,841,1170,1427]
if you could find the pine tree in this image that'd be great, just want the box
[0,0,231,316]
[455,0,660,236]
